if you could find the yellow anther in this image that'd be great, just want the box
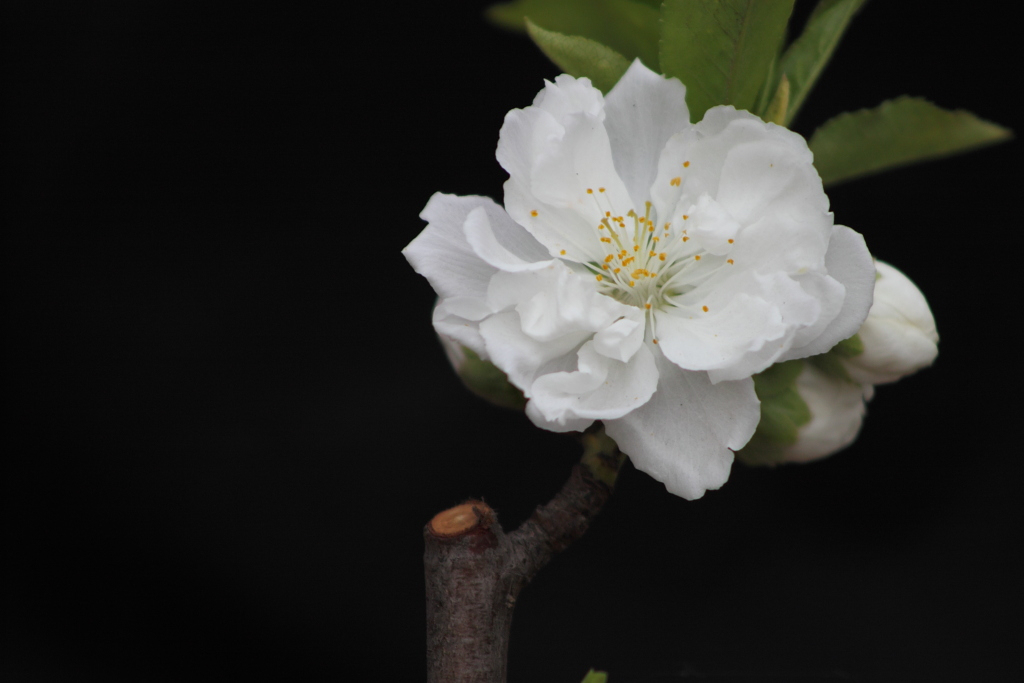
[596,274,603,282]
[648,225,655,232]
[601,237,612,243]
[653,237,660,242]
[599,187,606,193]
[727,259,734,265]
[652,338,659,344]
[728,238,734,244]
[530,210,538,217]
[682,214,689,220]
[650,250,657,257]
[606,211,611,217]
[560,250,566,255]
[659,253,667,261]
[702,305,708,312]
[613,268,621,273]
[629,281,635,287]
[645,303,652,310]
[587,188,594,194]
[604,254,615,262]
[682,236,689,242]
[602,264,609,270]
[694,255,701,260]
[670,177,681,187]
[683,161,690,168]
[633,245,640,252]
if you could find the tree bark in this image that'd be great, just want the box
[424,431,622,683]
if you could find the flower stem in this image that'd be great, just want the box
[424,429,623,682]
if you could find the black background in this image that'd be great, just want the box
[6,2,1021,681]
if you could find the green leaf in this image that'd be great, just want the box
[778,0,866,125]
[660,0,795,122]
[809,97,1013,186]
[487,0,660,71]
[580,669,609,683]
[831,333,864,358]
[737,360,811,466]
[458,347,527,411]
[525,20,630,94]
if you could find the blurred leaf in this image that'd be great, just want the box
[580,669,609,683]
[525,20,630,93]
[779,0,866,125]
[487,0,660,70]
[660,0,795,121]
[810,97,1013,186]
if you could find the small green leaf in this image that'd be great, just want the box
[459,347,527,411]
[831,333,864,358]
[525,20,630,94]
[779,0,866,125]
[660,0,795,122]
[580,669,609,683]
[487,0,660,71]
[764,73,790,125]
[738,360,812,466]
[809,97,1013,186]
[751,359,804,398]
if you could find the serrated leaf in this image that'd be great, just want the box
[487,0,660,70]
[809,97,1013,186]
[779,0,866,125]
[660,0,795,122]
[525,20,630,94]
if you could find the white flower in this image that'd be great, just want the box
[403,60,874,499]
[842,260,938,385]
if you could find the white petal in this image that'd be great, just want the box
[525,401,594,433]
[529,111,634,233]
[604,59,691,210]
[532,74,606,122]
[479,309,587,394]
[592,309,645,362]
[403,193,499,300]
[530,340,658,423]
[463,206,551,272]
[786,225,875,359]
[605,352,760,500]
[487,262,632,342]
[433,296,492,357]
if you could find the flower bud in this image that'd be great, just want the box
[842,260,938,385]
[736,360,867,466]
[779,362,868,463]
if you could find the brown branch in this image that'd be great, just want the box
[424,431,623,683]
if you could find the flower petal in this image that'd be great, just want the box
[784,225,875,359]
[463,206,552,272]
[604,59,691,211]
[529,340,658,424]
[433,296,492,358]
[605,352,760,500]
[403,193,500,300]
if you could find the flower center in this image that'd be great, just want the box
[580,187,733,317]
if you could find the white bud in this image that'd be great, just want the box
[782,363,869,463]
[843,260,938,386]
